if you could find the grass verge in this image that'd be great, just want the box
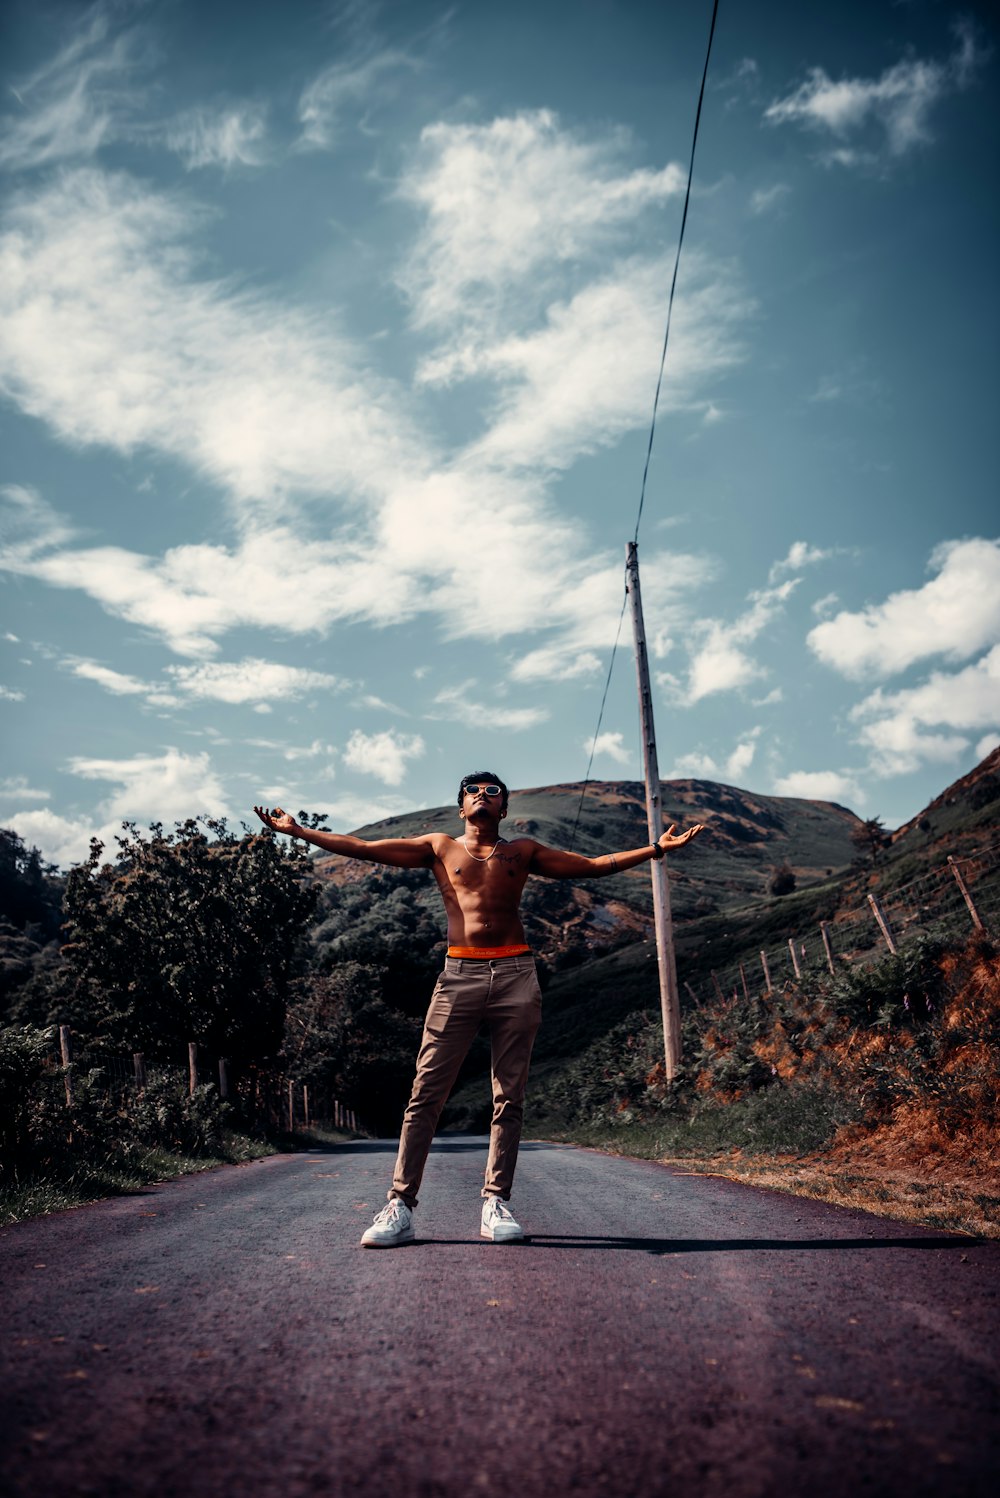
[533,1119,1000,1239]
[0,1129,277,1226]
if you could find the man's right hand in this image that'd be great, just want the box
[254,805,300,836]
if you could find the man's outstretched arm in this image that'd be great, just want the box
[253,806,435,868]
[529,823,705,880]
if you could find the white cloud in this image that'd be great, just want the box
[670,729,761,784]
[343,728,425,786]
[586,731,631,767]
[69,747,230,824]
[0,170,419,513]
[431,682,548,732]
[764,22,985,161]
[850,645,1000,777]
[808,539,1000,679]
[7,808,96,870]
[4,632,20,642]
[0,685,26,701]
[165,105,268,170]
[67,659,149,695]
[675,580,797,705]
[976,733,1000,761]
[773,769,864,807]
[9,748,231,868]
[510,548,717,684]
[812,592,839,618]
[398,110,685,334]
[451,255,750,473]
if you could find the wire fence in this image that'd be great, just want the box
[46,1029,361,1136]
[689,843,1000,1007]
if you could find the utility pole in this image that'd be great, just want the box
[626,541,682,1079]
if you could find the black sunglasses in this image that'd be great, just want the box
[463,783,503,797]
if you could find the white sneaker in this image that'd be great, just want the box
[481,1197,523,1242]
[360,1199,415,1248]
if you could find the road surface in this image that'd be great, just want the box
[1,1137,997,1497]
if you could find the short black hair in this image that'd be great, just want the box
[458,772,509,811]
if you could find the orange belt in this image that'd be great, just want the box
[447,944,531,959]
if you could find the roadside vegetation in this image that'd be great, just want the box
[529,931,1000,1237]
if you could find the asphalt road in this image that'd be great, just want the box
[1,1137,997,1498]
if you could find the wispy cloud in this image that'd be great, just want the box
[764,21,986,163]
[165,105,269,170]
[749,183,790,215]
[431,681,549,732]
[670,728,761,784]
[298,48,419,151]
[399,110,685,337]
[662,579,798,706]
[0,6,147,172]
[773,769,864,807]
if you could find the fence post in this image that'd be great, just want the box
[759,950,772,994]
[303,1084,310,1130]
[684,981,699,1006]
[59,1025,73,1106]
[710,970,724,1002]
[820,921,836,976]
[867,893,898,955]
[739,963,749,1002]
[787,937,801,980]
[948,855,985,931]
[133,1052,146,1090]
[287,1080,295,1132]
[218,1058,229,1100]
[188,1042,199,1096]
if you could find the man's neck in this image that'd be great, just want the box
[462,822,502,853]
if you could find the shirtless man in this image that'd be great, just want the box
[255,772,703,1247]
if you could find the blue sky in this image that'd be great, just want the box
[1,0,997,868]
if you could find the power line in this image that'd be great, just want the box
[571,0,721,846]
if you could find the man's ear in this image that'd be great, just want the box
[501,808,507,819]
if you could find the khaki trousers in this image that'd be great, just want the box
[390,952,542,1209]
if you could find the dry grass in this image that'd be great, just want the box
[661,1151,1000,1239]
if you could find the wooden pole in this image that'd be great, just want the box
[867,893,898,955]
[948,855,984,931]
[739,963,749,1001]
[59,1025,73,1106]
[287,1080,295,1132]
[626,541,681,1080]
[303,1084,310,1130]
[759,950,772,994]
[188,1042,198,1096]
[820,920,836,976]
[788,937,801,980]
[710,970,724,1002]
[684,981,699,1006]
[218,1058,229,1100]
[133,1052,146,1090]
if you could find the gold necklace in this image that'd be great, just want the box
[462,836,503,863]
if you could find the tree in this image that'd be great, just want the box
[285,963,422,1135]
[851,816,888,868]
[768,862,797,897]
[59,819,317,1066]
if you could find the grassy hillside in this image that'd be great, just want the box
[318,777,861,929]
